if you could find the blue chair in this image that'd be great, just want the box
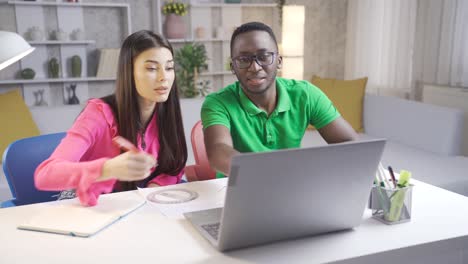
[1,132,66,207]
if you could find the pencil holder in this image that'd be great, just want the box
[369,184,413,225]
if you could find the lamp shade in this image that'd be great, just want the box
[0,31,35,71]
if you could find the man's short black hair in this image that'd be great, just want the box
[230,22,278,56]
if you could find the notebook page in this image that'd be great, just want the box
[18,193,145,237]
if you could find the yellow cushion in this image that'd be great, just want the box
[0,89,40,156]
[310,76,368,132]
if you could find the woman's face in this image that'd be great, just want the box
[133,47,175,104]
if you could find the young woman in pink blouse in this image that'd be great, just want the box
[35,30,187,206]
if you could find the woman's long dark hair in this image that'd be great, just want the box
[102,30,187,191]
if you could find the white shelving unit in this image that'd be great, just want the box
[200,71,232,76]
[191,3,276,8]
[168,38,230,43]
[28,40,96,45]
[0,77,116,85]
[2,1,131,107]
[152,0,278,92]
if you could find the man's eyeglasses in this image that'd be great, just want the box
[231,52,278,69]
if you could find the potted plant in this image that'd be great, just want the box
[162,0,188,39]
[174,43,208,98]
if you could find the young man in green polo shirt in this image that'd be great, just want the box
[201,22,358,177]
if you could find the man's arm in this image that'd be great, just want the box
[317,117,359,143]
[204,125,239,176]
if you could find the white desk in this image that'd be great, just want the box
[0,178,468,264]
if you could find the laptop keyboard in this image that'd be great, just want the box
[201,223,220,240]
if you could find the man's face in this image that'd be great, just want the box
[231,30,282,95]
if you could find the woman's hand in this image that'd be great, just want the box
[98,151,157,182]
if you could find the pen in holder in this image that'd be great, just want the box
[369,184,413,225]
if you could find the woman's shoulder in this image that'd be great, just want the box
[78,98,117,130]
[86,98,113,113]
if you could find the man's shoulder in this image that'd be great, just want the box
[277,77,321,97]
[204,83,239,106]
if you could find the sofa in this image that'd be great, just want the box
[302,94,468,196]
[2,94,467,201]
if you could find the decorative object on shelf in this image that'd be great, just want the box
[96,48,119,78]
[162,1,188,39]
[33,89,48,106]
[174,43,208,98]
[20,68,35,79]
[67,0,79,2]
[70,28,84,41]
[190,0,212,3]
[26,26,44,41]
[0,31,35,71]
[71,55,82,77]
[224,0,241,3]
[48,57,60,78]
[49,29,68,41]
[195,27,206,39]
[66,83,80,105]
[196,79,211,97]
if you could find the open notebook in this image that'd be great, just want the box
[18,193,146,237]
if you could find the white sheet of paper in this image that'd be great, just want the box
[138,179,227,219]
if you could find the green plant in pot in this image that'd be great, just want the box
[48,57,60,78]
[20,68,35,79]
[71,55,82,78]
[174,43,208,98]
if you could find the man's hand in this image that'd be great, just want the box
[204,125,239,175]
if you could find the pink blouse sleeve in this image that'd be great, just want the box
[147,169,184,186]
[34,101,117,206]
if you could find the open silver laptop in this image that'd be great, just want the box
[184,139,386,251]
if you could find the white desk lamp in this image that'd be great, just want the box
[0,31,35,71]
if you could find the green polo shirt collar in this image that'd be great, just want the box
[238,79,291,116]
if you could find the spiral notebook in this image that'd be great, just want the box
[18,193,146,237]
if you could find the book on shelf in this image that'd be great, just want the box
[96,48,120,78]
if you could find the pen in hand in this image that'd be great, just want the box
[103,136,157,182]
[112,136,139,152]
[387,166,397,189]
[112,136,157,170]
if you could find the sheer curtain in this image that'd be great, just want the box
[413,0,468,88]
[345,0,417,97]
[345,0,468,98]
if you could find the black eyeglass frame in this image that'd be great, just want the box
[231,51,279,69]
